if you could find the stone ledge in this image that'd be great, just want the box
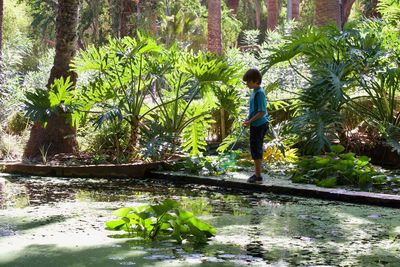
[150,171,400,208]
[0,161,162,178]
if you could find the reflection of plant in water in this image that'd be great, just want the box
[0,181,30,209]
[106,199,216,244]
[179,197,213,216]
[77,190,154,202]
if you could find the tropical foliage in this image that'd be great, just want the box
[291,145,384,189]
[105,199,216,244]
[261,21,400,155]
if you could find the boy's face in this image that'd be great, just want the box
[245,80,260,89]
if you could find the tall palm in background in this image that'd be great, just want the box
[314,0,341,27]
[24,0,81,159]
[120,0,137,37]
[227,0,240,15]
[208,0,222,55]
[0,0,3,74]
[292,0,300,20]
[266,0,279,30]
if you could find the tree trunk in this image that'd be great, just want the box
[227,0,240,15]
[109,0,121,37]
[266,0,278,31]
[24,0,80,159]
[292,0,300,20]
[341,0,356,27]
[144,0,158,36]
[220,108,226,141]
[120,0,135,37]
[129,117,140,152]
[208,0,222,55]
[255,0,261,29]
[314,0,341,28]
[0,0,4,75]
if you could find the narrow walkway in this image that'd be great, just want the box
[150,170,400,208]
[1,161,399,208]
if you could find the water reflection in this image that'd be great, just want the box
[0,176,399,266]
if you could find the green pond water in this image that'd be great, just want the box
[0,174,399,267]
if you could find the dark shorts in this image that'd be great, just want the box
[250,122,268,160]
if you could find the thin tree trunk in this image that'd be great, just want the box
[292,0,299,20]
[109,0,121,38]
[227,0,240,15]
[208,0,222,55]
[266,0,278,31]
[129,117,140,152]
[0,0,3,75]
[146,0,158,36]
[314,0,341,28]
[255,0,261,29]
[24,0,80,159]
[120,0,135,37]
[220,108,226,141]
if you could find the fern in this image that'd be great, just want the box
[181,102,215,155]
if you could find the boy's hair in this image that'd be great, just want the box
[243,68,262,84]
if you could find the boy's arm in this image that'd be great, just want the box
[243,111,266,127]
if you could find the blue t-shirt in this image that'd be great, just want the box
[248,87,268,127]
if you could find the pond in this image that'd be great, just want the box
[0,174,399,267]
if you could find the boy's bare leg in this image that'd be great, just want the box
[254,159,262,177]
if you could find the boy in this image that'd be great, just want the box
[242,68,269,183]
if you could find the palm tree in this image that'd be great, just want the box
[0,0,3,74]
[120,0,138,37]
[24,0,81,159]
[266,0,279,31]
[341,0,356,27]
[208,0,222,55]
[291,0,300,20]
[314,0,341,27]
[227,0,240,15]
[255,0,261,28]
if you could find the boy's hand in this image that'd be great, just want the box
[243,120,250,127]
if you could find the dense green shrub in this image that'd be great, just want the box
[292,145,382,188]
[5,112,30,135]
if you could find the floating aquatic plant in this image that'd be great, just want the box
[106,199,216,244]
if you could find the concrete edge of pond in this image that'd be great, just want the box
[0,161,163,178]
[1,161,399,208]
[149,171,400,209]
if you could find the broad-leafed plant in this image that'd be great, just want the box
[105,199,216,244]
[72,34,168,153]
[260,23,400,155]
[145,50,242,156]
[24,76,79,127]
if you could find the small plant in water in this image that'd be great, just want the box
[105,199,216,244]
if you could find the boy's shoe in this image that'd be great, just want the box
[247,175,263,184]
